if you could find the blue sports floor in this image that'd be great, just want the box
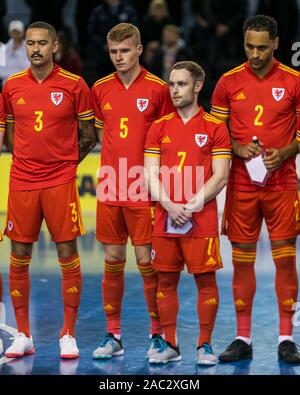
[0,215,300,375]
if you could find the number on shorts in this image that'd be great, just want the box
[70,202,78,223]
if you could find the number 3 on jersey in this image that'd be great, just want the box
[34,111,43,132]
[120,117,128,139]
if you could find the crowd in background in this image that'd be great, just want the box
[0,0,299,109]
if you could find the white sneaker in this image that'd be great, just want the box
[93,333,124,359]
[147,334,165,359]
[148,341,181,364]
[5,332,35,358]
[197,343,217,365]
[60,334,79,359]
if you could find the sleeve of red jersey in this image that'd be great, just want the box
[295,77,300,142]
[2,81,15,125]
[75,78,94,122]
[0,94,5,133]
[144,121,162,158]
[156,83,175,118]
[210,76,230,121]
[211,121,232,160]
[91,85,104,129]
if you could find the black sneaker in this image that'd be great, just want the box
[219,339,253,362]
[278,340,300,364]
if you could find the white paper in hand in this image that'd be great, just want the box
[165,215,194,235]
[245,154,269,186]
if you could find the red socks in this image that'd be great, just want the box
[156,271,181,346]
[272,245,298,336]
[232,247,256,338]
[102,261,126,335]
[59,254,82,337]
[137,262,161,335]
[9,254,31,337]
[194,272,219,346]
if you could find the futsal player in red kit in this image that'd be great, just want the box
[92,23,174,359]
[211,15,300,363]
[0,93,5,355]
[2,22,96,359]
[144,61,231,364]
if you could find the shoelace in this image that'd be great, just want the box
[201,343,213,355]
[9,333,26,341]
[99,335,115,348]
[151,336,166,352]
[156,340,168,354]
[62,335,75,344]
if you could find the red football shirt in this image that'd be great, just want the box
[92,67,174,206]
[2,65,94,190]
[144,108,231,237]
[211,60,300,191]
[0,94,5,133]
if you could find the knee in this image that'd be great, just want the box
[232,242,257,250]
[158,272,180,291]
[194,272,217,290]
[11,242,32,258]
[104,244,126,262]
[135,245,151,263]
[56,240,78,259]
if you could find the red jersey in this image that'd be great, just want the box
[0,94,5,133]
[144,108,231,237]
[2,66,94,191]
[92,67,174,206]
[211,60,300,191]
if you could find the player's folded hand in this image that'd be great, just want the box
[233,141,262,159]
[263,148,283,171]
[165,202,192,228]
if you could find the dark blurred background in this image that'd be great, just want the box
[1,0,300,111]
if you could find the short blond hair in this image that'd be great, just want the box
[107,23,141,45]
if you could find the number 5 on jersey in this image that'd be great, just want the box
[34,111,43,132]
[120,117,128,139]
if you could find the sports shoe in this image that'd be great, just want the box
[92,333,124,359]
[278,340,300,364]
[219,339,252,362]
[148,341,181,364]
[197,343,218,365]
[147,334,165,359]
[5,332,35,358]
[60,334,79,359]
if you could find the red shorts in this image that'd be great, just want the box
[5,181,85,243]
[222,189,300,243]
[151,236,223,274]
[96,202,154,245]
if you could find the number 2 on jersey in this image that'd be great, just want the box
[254,105,263,126]
[120,117,129,139]
[34,111,43,132]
